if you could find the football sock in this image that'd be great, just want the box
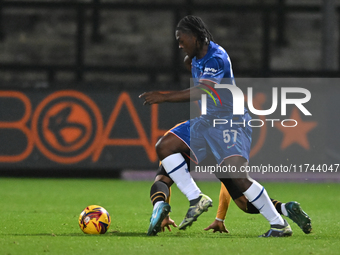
[150,180,169,206]
[271,199,286,215]
[162,153,201,201]
[166,187,171,204]
[281,203,288,217]
[153,201,163,210]
[243,181,284,226]
[246,199,284,215]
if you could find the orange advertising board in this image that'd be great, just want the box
[0,90,181,168]
[0,85,335,178]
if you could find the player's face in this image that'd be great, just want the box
[176,30,198,59]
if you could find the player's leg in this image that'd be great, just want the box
[236,198,311,234]
[157,121,212,230]
[273,200,312,234]
[156,132,202,202]
[235,196,312,233]
[151,171,173,208]
[223,180,300,217]
[147,164,173,236]
[220,156,292,237]
[217,178,311,234]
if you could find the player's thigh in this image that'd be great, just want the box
[171,118,208,164]
[156,121,191,159]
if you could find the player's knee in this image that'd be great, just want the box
[155,137,168,159]
[154,174,173,187]
[155,135,176,159]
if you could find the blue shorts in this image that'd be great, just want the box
[169,113,252,165]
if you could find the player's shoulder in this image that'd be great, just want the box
[204,43,229,67]
[210,41,228,57]
[203,56,224,71]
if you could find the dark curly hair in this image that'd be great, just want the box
[176,15,214,46]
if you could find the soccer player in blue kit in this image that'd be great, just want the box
[140,15,305,237]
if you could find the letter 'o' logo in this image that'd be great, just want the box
[32,91,103,164]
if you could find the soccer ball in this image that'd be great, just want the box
[78,205,111,234]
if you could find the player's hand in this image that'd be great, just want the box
[204,219,229,233]
[139,91,166,105]
[161,216,178,232]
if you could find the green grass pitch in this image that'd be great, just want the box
[0,178,339,255]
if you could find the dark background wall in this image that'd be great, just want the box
[1,0,339,88]
[0,0,339,179]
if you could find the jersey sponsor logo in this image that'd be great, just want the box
[203,67,217,73]
[203,67,218,76]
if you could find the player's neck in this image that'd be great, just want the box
[196,44,209,59]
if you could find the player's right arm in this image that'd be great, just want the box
[139,85,203,105]
[216,183,232,221]
[204,183,231,233]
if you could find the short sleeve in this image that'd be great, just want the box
[200,57,224,84]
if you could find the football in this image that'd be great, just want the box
[78,205,111,234]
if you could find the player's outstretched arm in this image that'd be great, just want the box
[139,82,210,105]
[204,183,231,233]
[139,88,194,105]
[139,77,217,105]
[204,219,229,233]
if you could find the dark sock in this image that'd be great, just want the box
[150,181,169,206]
[271,199,283,214]
[245,198,283,214]
[189,196,201,206]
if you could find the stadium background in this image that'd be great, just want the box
[0,0,339,182]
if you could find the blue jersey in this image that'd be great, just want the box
[170,42,252,165]
[170,42,252,164]
[191,41,236,118]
